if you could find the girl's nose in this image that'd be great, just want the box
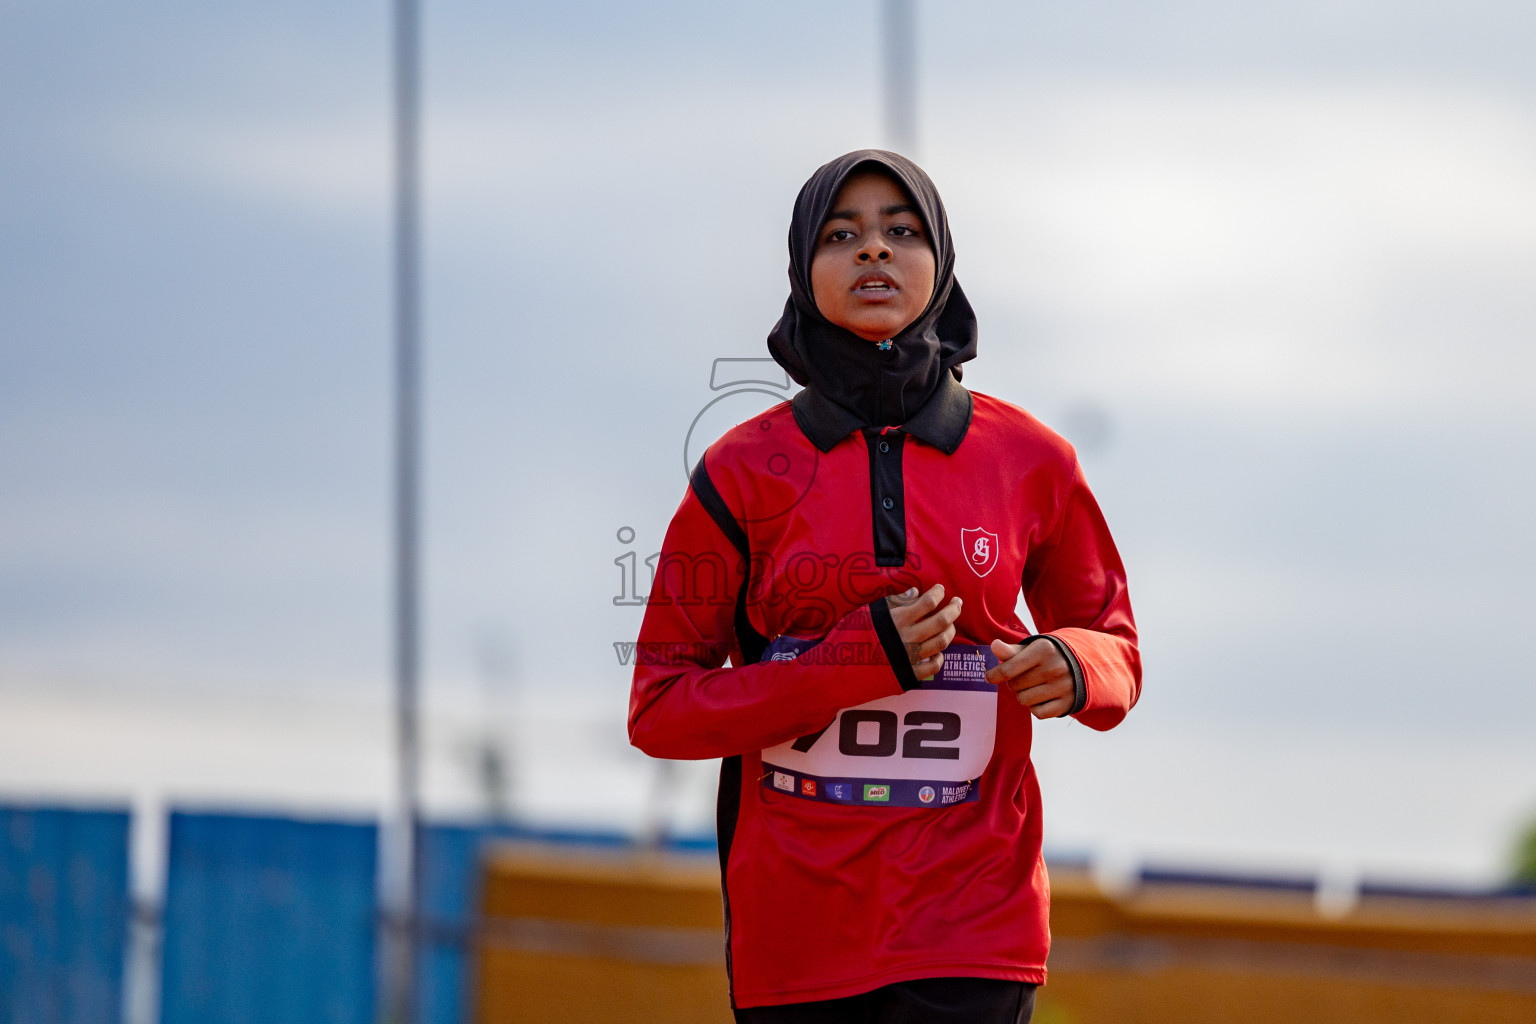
[857,239,893,262]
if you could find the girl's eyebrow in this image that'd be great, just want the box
[822,203,919,225]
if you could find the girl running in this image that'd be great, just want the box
[629,150,1141,1023]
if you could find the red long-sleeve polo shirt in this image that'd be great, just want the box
[628,376,1140,1008]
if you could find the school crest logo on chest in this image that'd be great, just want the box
[960,526,1000,577]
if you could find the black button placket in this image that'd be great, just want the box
[864,427,908,566]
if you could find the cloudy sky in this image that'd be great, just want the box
[3,0,1535,881]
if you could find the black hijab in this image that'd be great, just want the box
[767,150,978,434]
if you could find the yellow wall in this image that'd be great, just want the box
[476,846,730,1024]
[1039,869,1536,1024]
[475,846,1536,1024]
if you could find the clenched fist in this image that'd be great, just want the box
[986,638,1075,719]
[884,584,962,682]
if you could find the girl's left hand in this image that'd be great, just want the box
[985,639,1074,719]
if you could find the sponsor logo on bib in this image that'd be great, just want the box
[801,779,816,797]
[863,784,891,802]
[940,783,972,805]
[918,786,936,804]
[960,527,1000,577]
[773,772,794,792]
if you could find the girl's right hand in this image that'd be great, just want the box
[885,584,962,681]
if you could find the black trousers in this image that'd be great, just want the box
[734,977,1036,1024]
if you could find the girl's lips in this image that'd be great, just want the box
[852,272,899,297]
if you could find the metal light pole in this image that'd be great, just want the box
[882,0,917,155]
[390,0,422,1019]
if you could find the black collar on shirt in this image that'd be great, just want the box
[790,372,974,455]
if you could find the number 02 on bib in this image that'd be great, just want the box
[759,636,999,808]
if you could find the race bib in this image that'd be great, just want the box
[759,636,999,808]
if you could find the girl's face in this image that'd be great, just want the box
[809,171,937,343]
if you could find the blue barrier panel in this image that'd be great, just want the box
[417,824,515,1024]
[0,804,131,1024]
[158,811,377,1024]
[415,821,714,1024]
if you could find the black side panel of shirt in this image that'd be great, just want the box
[689,459,768,664]
[688,456,766,1008]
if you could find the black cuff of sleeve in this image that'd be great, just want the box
[1022,634,1087,716]
[868,598,922,691]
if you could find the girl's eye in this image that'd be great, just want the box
[826,229,854,243]
[890,224,920,237]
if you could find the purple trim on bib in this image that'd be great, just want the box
[763,636,998,692]
[761,762,979,808]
